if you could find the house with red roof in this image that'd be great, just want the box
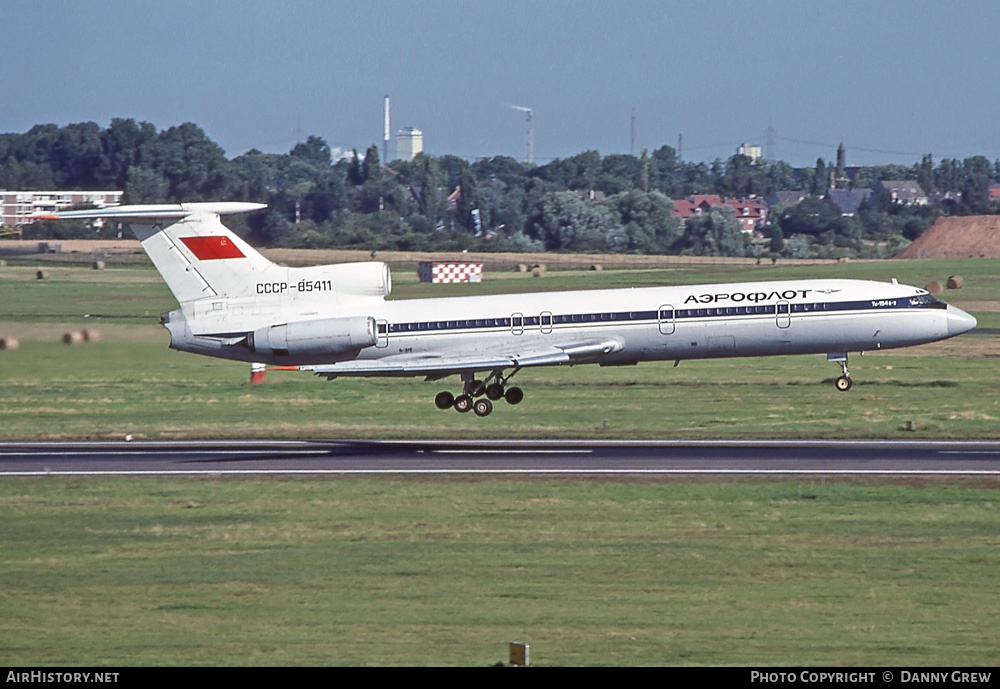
[725,197,767,233]
[672,195,765,233]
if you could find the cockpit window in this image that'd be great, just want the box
[909,294,946,308]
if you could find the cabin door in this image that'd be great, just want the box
[776,301,791,329]
[658,305,675,335]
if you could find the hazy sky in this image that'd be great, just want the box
[5,0,999,167]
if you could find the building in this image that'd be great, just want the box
[767,191,807,208]
[672,196,722,223]
[825,188,873,216]
[871,180,927,206]
[736,143,762,162]
[725,197,767,232]
[1,190,123,228]
[396,127,423,161]
[672,194,766,233]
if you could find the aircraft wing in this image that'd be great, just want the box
[304,338,623,379]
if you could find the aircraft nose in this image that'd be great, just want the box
[946,304,977,337]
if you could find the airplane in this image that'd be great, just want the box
[53,202,978,417]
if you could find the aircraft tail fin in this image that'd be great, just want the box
[56,202,271,303]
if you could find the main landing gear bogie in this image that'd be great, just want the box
[435,372,523,417]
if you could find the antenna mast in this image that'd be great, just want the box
[512,105,534,165]
[630,109,636,156]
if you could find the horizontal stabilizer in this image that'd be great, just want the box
[42,202,271,304]
[52,202,267,221]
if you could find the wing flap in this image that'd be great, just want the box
[304,338,622,379]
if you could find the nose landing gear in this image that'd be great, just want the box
[828,353,853,391]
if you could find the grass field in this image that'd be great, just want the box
[2,477,998,666]
[1,258,997,440]
[1,338,999,439]
[1,255,998,666]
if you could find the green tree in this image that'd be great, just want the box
[230,148,279,200]
[777,196,842,237]
[959,156,992,214]
[471,155,528,183]
[124,165,169,203]
[648,145,679,194]
[605,189,679,253]
[769,225,785,254]
[596,153,640,194]
[413,153,441,222]
[526,191,622,251]
[52,122,104,188]
[637,149,650,192]
[437,155,468,192]
[141,123,232,200]
[810,158,828,195]
[720,154,755,198]
[914,154,935,195]
[676,206,747,257]
[935,158,959,192]
[100,118,158,189]
[764,160,802,191]
[455,163,480,232]
[290,136,333,168]
[361,144,382,184]
[346,149,363,186]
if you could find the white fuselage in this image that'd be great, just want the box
[165,277,976,371]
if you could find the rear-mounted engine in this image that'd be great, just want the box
[248,316,377,357]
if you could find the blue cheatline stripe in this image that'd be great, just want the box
[384,298,945,335]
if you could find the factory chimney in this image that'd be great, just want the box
[383,95,390,164]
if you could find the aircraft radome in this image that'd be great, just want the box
[52,202,978,417]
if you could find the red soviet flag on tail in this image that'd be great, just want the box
[180,236,246,260]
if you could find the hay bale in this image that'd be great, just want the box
[82,328,102,343]
[946,275,964,289]
[925,280,942,294]
[0,337,20,351]
[36,269,47,280]
[531,264,547,278]
[93,260,106,270]
[516,263,529,273]
[590,264,603,271]
[62,331,85,345]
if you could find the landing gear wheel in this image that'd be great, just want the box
[485,383,504,400]
[468,379,485,397]
[473,398,493,417]
[434,391,455,410]
[504,386,524,405]
[454,394,474,413]
[835,375,852,392]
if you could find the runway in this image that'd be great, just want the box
[2,439,1000,476]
